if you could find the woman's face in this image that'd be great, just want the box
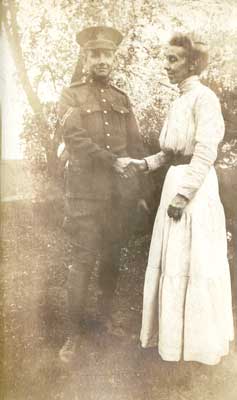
[165,45,193,84]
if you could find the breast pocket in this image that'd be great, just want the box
[111,103,129,135]
[80,103,103,137]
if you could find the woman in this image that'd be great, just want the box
[129,33,234,365]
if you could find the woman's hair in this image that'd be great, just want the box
[169,33,209,75]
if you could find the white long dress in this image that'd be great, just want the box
[140,75,234,365]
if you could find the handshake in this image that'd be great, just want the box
[113,157,148,178]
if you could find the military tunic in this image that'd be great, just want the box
[59,78,146,203]
[59,77,148,332]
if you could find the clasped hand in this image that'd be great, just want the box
[113,158,147,178]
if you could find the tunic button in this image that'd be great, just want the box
[106,133,110,137]
[102,99,106,102]
[86,109,91,113]
[100,89,105,93]
[105,121,109,125]
[106,145,110,149]
[103,110,108,114]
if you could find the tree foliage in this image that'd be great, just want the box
[2,0,237,174]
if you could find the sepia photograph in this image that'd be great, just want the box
[1,1,237,399]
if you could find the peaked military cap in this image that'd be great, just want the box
[76,26,123,50]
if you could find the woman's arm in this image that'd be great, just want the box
[144,151,171,171]
[177,88,225,200]
[167,88,224,221]
[126,150,171,173]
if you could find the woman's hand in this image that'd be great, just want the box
[114,158,148,178]
[125,159,148,173]
[113,157,135,178]
[167,194,189,221]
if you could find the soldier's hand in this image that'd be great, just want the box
[113,157,134,178]
[125,159,148,173]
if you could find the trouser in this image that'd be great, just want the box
[63,197,134,334]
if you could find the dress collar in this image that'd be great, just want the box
[178,75,200,95]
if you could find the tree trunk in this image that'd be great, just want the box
[1,1,60,177]
[2,1,43,115]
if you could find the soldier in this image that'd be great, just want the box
[58,26,149,363]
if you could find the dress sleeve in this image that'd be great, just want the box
[177,89,225,200]
[59,87,117,167]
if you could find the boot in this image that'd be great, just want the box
[97,295,125,337]
[59,334,79,363]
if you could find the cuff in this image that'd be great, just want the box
[144,153,163,171]
[177,192,190,201]
[176,188,193,201]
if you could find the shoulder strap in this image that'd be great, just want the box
[110,83,127,96]
[69,80,86,88]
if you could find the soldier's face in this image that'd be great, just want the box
[85,49,115,78]
[164,45,192,84]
